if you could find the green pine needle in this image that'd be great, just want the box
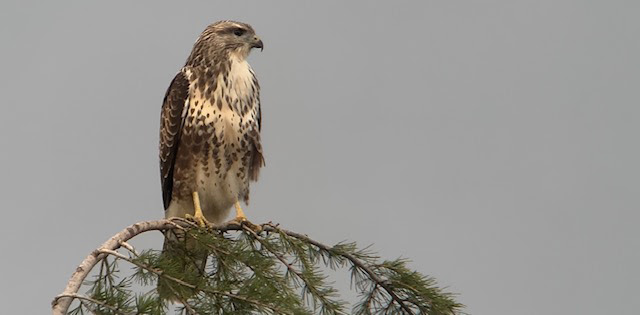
[67,223,463,315]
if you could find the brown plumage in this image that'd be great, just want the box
[157,21,264,300]
[159,20,264,223]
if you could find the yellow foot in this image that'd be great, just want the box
[232,201,261,233]
[233,201,248,222]
[186,191,210,227]
[185,213,210,227]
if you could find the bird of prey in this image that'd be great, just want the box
[159,21,264,227]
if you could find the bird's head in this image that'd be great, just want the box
[189,20,263,65]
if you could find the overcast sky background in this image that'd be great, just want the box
[0,1,638,314]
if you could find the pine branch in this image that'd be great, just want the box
[242,225,346,314]
[52,218,204,314]
[264,224,415,314]
[53,218,463,315]
[54,293,128,315]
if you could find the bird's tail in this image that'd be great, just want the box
[157,228,209,302]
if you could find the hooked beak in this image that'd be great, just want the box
[251,36,264,51]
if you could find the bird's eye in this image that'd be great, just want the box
[233,28,245,36]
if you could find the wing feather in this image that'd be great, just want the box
[248,75,264,181]
[159,71,190,209]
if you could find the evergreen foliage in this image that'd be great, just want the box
[64,222,463,314]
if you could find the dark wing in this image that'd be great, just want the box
[248,75,264,181]
[159,71,190,210]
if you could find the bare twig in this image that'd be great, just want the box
[53,293,130,315]
[118,241,139,257]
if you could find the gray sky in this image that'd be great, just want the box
[1,1,638,314]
